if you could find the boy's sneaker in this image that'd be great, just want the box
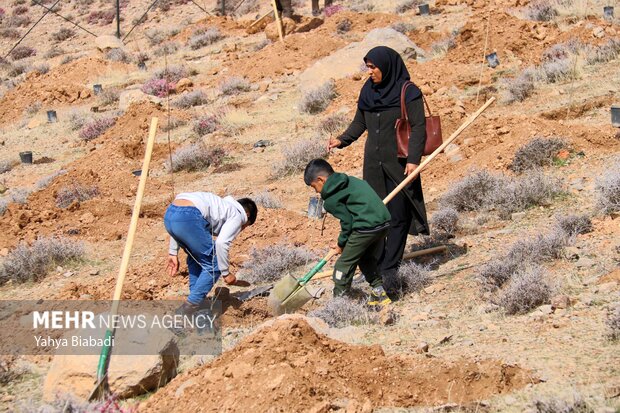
[367,286,391,307]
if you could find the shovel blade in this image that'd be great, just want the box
[268,274,300,315]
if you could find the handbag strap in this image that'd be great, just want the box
[400,81,412,121]
[422,94,433,116]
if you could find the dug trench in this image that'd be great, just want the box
[142,318,537,412]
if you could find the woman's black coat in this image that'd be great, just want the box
[338,95,429,235]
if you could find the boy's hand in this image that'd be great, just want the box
[223,274,237,285]
[404,163,418,176]
[166,255,179,276]
[330,243,343,255]
[327,137,342,150]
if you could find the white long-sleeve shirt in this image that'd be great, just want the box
[168,192,247,276]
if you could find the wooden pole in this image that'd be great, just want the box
[249,10,273,28]
[383,97,495,204]
[270,0,284,42]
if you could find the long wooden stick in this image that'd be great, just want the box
[270,0,284,43]
[249,9,273,28]
[383,97,495,204]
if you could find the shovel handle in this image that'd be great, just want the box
[299,250,338,285]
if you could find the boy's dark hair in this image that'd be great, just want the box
[237,198,258,225]
[304,158,334,186]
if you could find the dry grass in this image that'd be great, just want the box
[98,88,120,106]
[501,67,537,103]
[524,0,558,21]
[192,114,219,136]
[272,138,328,177]
[169,143,225,172]
[553,214,592,238]
[606,304,620,341]
[56,185,99,208]
[51,27,75,42]
[238,244,316,283]
[308,296,378,328]
[253,191,282,209]
[510,137,567,173]
[595,162,620,215]
[317,113,348,136]
[78,117,116,141]
[529,393,594,413]
[10,45,36,60]
[430,207,459,235]
[0,237,85,285]
[0,160,14,174]
[173,90,208,108]
[20,393,135,413]
[219,76,251,96]
[188,28,224,50]
[298,81,337,114]
[383,261,431,298]
[497,265,553,315]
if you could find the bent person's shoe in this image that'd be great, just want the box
[367,286,391,307]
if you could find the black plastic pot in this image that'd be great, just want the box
[307,196,324,219]
[93,84,103,95]
[612,104,620,127]
[419,3,430,15]
[47,110,57,123]
[486,52,500,68]
[132,169,142,176]
[604,6,614,19]
[138,62,147,71]
[19,151,33,164]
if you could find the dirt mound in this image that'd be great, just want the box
[143,318,533,411]
[0,57,129,125]
[229,11,398,81]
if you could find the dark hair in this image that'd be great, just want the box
[304,159,334,186]
[237,198,258,225]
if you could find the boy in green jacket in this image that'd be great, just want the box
[304,159,392,306]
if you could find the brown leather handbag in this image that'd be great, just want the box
[395,81,443,158]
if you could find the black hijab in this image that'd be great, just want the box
[357,46,421,112]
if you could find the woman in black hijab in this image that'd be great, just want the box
[328,46,429,280]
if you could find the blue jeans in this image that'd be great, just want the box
[164,205,221,305]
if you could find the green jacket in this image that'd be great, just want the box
[321,173,391,248]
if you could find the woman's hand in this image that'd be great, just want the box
[404,163,418,176]
[327,137,342,151]
[223,274,237,285]
[166,255,179,276]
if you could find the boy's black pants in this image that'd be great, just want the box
[332,228,389,297]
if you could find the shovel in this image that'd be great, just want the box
[88,117,159,401]
[268,250,337,315]
[266,98,495,315]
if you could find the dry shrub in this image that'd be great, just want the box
[51,27,75,42]
[384,261,431,298]
[253,39,271,51]
[173,90,208,108]
[8,14,30,27]
[394,0,417,13]
[317,113,348,136]
[154,42,179,57]
[530,393,593,413]
[68,110,89,131]
[253,191,282,209]
[61,54,79,65]
[299,81,337,114]
[10,45,36,60]
[595,162,620,214]
[478,230,567,292]
[391,22,415,34]
[161,117,187,132]
[430,36,457,56]
[0,28,20,38]
[430,207,459,234]
[234,0,258,15]
[56,185,99,208]
[20,393,135,413]
[87,9,115,25]
[440,170,563,217]
[0,237,85,285]
[188,28,224,50]
[7,62,29,77]
[79,117,116,141]
[142,78,174,98]
[31,63,49,74]
[510,136,567,173]
[585,39,620,65]
[539,58,577,83]
[169,143,225,172]
[24,101,41,116]
[238,244,316,283]
[497,265,553,314]
[0,358,25,386]
[553,214,592,238]
[105,48,131,63]
[501,67,536,103]
[272,138,328,177]
[35,169,67,190]
[98,88,120,106]
[336,18,351,34]
[153,65,188,83]
[12,5,28,15]
[607,304,620,341]
[524,0,558,21]
[219,76,251,96]
[192,114,219,136]
[308,296,377,328]
[0,160,14,174]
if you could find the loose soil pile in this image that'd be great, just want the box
[143,318,534,412]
